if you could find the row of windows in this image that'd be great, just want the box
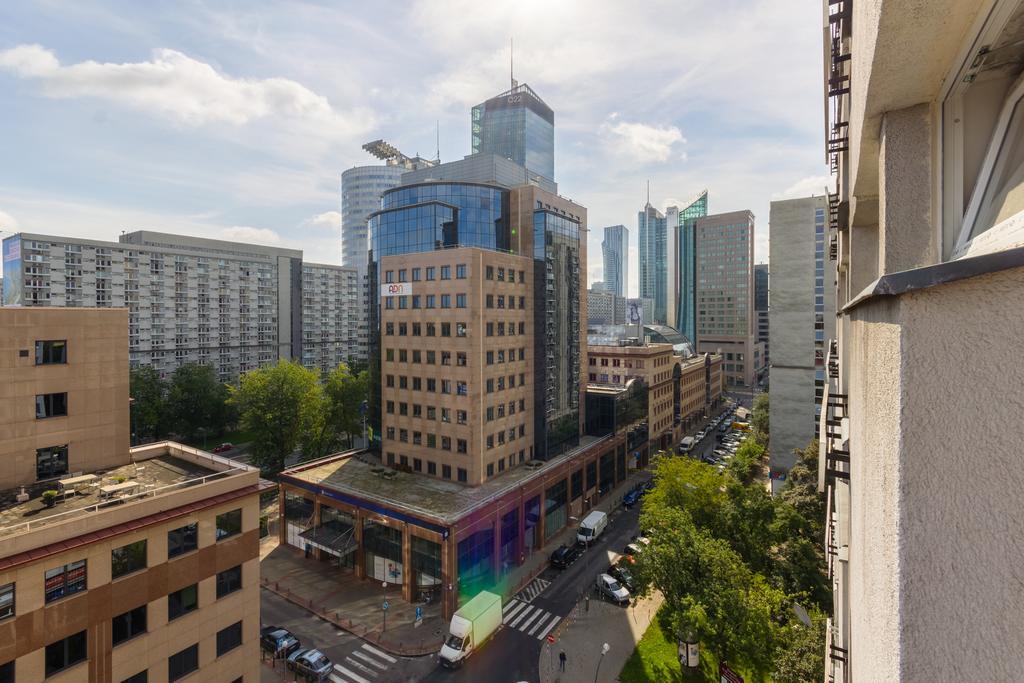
[485,399,527,421]
[384,375,469,395]
[385,448,529,482]
[588,357,648,369]
[486,424,527,449]
[384,321,468,337]
[384,293,467,309]
[15,621,245,681]
[384,264,466,282]
[485,294,527,309]
[485,266,526,283]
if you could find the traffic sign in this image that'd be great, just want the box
[382,600,390,611]
[546,634,556,644]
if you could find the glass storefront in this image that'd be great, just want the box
[543,480,567,541]
[524,495,541,553]
[318,504,355,569]
[458,528,495,599]
[499,508,519,575]
[283,492,314,549]
[599,451,615,495]
[363,519,403,584]
[411,536,442,588]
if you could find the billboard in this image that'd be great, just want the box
[380,283,413,297]
[2,237,21,306]
[627,300,643,325]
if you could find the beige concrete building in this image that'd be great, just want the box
[819,1,1024,680]
[0,308,261,682]
[587,343,676,450]
[694,210,761,387]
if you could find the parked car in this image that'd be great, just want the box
[596,573,631,605]
[623,488,643,508]
[260,626,301,658]
[287,648,333,681]
[212,442,234,453]
[643,479,656,492]
[550,543,583,569]
[623,541,644,558]
[608,562,636,592]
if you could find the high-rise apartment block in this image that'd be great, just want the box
[754,263,769,363]
[817,1,1024,679]
[2,231,360,379]
[0,307,260,682]
[601,225,628,298]
[471,83,555,182]
[637,203,668,324]
[767,197,832,490]
[694,210,763,387]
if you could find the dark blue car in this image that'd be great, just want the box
[623,488,643,508]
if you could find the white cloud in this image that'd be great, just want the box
[602,115,685,164]
[773,175,836,200]
[0,208,18,232]
[308,211,342,230]
[220,226,281,245]
[0,44,373,133]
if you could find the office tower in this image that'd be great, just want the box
[667,190,708,342]
[471,83,555,182]
[754,263,769,363]
[2,231,360,379]
[637,203,668,324]
[767,197,831,489]
[694,210,764,387]
[817,3,1024,680]
[601,225,628,298]
[587,287,617,325]
[0,307,260,682]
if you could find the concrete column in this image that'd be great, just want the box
[401,523,412,602]
[441,531,455,620]
[848,195,880,296]
[312,499,323,561]
[277,484,287,546]
[879,104,937,273]
[354,509,365,579]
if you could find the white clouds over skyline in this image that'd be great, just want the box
[602,114,685,164]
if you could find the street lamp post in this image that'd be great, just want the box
[594,642,610,682]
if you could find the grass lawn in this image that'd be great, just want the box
[620,609,764,683]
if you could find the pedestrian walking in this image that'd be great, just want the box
[585,595,590,613]
[559,651,567,671]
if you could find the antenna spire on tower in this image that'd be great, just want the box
[646,180,651,207]
[510,37,515,89]
[435,120,440,162]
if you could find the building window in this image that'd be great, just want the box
[442,465,451,479]
[44,560,86,603]
[168,644,199,682]
[112,540,147,579]
[487,463,494,477]
[426,267,435,280]
[112,605,147,646]
[36,445,68,480]
[457,468,467,482]
[456,293,467,308]
[217,565,243,599]
[441,265,451,280]
[35,340,67,365]
[486,266,494,280]
[456,264,467,279]
[35,392,68,419]
[441,294,451,308]
[45,630,87,677]
[216,509,242,540]
[0,662,12,683]
[121,670,147,683]
[168,584,198,620]
[412,267,421,281]
[0,583,13,621]
[427,461,436,475]
[216,621,243,657]
[385,270,394,283]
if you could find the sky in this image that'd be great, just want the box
[0,0,831,297]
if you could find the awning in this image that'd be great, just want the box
[298,521,357,558]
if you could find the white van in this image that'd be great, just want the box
[577,510,608,545]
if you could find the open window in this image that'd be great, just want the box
[942,0,1024,258]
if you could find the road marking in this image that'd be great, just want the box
[352,650,388,670]
[508,604,535,628]
[527,610,556,636]
[534,613,561,640]
[333,664,372,683]
[344,656,378,676]
[502,599,520,615]
[515,577,551,603]
[518,607,544,632]
[503,600,527,622]
[360,643,397,664]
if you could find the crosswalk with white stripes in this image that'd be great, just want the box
[515,576,550,603]
[330,643,398,683]
[502,599,561,640]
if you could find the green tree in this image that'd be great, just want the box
[166,363,232,442]
[129,366,168,442]
[230,360,322,476]
[773,609,826,683]
[301,364,370,459]
[779,440,826,542]
[751,392,770,445]
[727,437,765,485]
[635,503,786,679]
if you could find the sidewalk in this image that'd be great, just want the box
[260,536,446,656]
[540,590,663,683]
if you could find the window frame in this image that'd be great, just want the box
[112,604,148,647]
[0,582,13,621]
[44,559,87,604]
[35,340,67,365]
[111,539,147,579]
[216,621,243,657]
[45,630,88,677]
[167,522,199,559]
[168,583,199,621]
[216,508,242,541]
[168,643,199,682]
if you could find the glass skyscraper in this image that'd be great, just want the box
[601,225,628,298]
[637,203,667,324]
[471,83,555,182]
[673,190,708,344]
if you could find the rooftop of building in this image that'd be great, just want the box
[0,442,259,539]
[282,434,612,526]
[398,153,558,195]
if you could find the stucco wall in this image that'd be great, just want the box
[769,366,815,476]
[847,265,1024,681]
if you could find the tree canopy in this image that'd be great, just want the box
[129,365,168,442]
[166,363,234,441]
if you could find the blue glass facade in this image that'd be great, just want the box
[637,205,667,324]
[675,191,708,344]
[472,85,555,182]
[602,225,628,298]
[532,209,582,459]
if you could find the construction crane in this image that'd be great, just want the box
[361,139,437,170]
